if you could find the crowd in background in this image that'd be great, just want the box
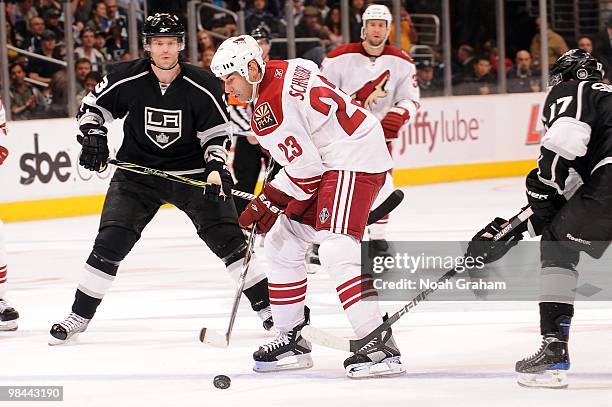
[3,0,612,120]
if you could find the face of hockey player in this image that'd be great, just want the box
[220,60,261,102]
[363,19,388,48]
[149,37,181,70]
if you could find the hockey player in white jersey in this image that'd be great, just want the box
[211,35,404,378]
[0,100,20,331]
[320,4,420,258]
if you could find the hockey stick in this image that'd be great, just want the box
[199,159,276,347]
[109,159,403,225]
[108,159,257,201]
[301,206,534,352]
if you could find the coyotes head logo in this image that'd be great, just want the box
[351,70,391,110]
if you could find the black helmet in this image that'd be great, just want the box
[250,26,270,43]
[549,48,604,86]
[143,13,185,49]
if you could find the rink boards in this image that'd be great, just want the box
[0,92,544,222]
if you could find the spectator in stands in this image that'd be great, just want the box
[211,15,238,38]
[577,35,594,54]
[456,55,496,95]
[43,8,64,42]
[75,27,106,73]
[483,39,512,77]
[75,58,92,93]
[5,20,21,61]
[76,70,102,106]
[42,70,68,118]
[86,1,110,33]
[73,0,94,24]
[245,0,280,36]
[29,30,65,85]
[12,0,38,33]
[9,62,44,120]
[106,20,129,60]
[105,0,127,33]
[307,0,330,21]
[324,6,343,51]
[295,6,330,65]
[94,30,109,57]
[416,59,443,97]
[348,0,366,42]
[21,16,46,53]
[530,16,568,67]
[507,49,541,93]
[389,4,417,52]
[452,44,476,83]
[200,48,216,71]
[197,30,215,53]
[292,0,306,26]
[37,1,62,17]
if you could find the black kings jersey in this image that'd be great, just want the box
[539,80,612,191]
[78,58,231,171]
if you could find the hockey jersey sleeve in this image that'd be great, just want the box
[391,61,420,121]
[77,62,138,126]
[537,81,599,192]
[185,73,233,164]
[319,56,345,91]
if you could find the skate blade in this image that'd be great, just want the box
[517,370,568,389]
[48,332,82,346]
[253,354,313,373]
[0,320,18,331]
[346,360,406,379]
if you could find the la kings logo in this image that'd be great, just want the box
[253,102,278,132]
[144,107,182,149]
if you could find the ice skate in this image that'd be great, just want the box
[344,325,405,379]
[0,299,19,331]
[253,307,313,372]
[49,312,90,345]
[516,316,570,389]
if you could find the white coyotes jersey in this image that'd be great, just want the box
[321,43,420,121]
[250,59,393,200]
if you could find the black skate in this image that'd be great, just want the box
[253,307,313,372]
[257,306,274,331]
[516,316,571,389]
[305,244,321,274]
[49,312,90,346]
[344,324,405,379]
[0,299,19,331]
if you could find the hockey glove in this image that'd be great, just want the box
[466,217,524,264]
[239,184,292,234]
[78,124,109,172]
[0,145,8,165]
[203,160,234,202]
[526,168,566,235]
[380,107,409,140]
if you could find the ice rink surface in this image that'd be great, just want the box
[2,177,612,407]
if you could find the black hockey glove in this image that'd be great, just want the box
[203,160,234,202]
[77,124,109,172]
[526,168,566,235]
[466,217,524,264]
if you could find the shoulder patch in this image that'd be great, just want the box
[252,102,279,132]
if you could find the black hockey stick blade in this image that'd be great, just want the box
[367,190,404,225]
[302,206,533,352]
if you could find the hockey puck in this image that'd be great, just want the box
[213,375,231,389]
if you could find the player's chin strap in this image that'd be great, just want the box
[150,58,180,71]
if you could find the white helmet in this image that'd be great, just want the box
[211,35,265,84]
[361,4,392,44]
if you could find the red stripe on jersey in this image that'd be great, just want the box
[268,279,307,288]
[0,270,6,279]
[336,275,362,292]
[338,283,362,304]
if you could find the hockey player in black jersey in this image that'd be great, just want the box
[470,49,609,388]
[49,13,272,345]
